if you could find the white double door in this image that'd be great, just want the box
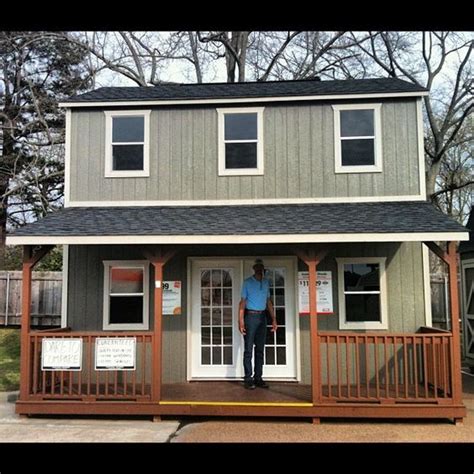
[190,257,297,380]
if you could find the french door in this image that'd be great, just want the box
[190,257,297,380]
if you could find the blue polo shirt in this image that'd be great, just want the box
[241,276,271,311]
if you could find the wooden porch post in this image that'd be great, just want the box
[307,257,320,405]
[296,246,330,411]
[447,241,463,406]
[425,240,464,421]
[19,245,53,401]
[144,248,176,405]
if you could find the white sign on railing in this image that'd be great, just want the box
[41,338,82,371]
[95,337,136,371]
[298,271,334,314]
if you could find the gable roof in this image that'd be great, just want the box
[61,78,428,106]
[6,201,468,246]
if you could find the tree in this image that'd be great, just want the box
[0,31,91,267]
[348,31,473,212]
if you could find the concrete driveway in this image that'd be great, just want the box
[171,371,474,443]
[0,372,472,443]
[0,392,179,443]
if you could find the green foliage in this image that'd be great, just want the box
[3,245,63,271]
[0,329,20,391]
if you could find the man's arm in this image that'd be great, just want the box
[239,298,247,335]
[266,298,278,332]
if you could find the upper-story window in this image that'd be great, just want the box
[105,110,151,178]
[217,107,264,176]
[333,104,382,173]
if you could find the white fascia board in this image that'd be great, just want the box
[58,91,429,108]
[66,194,426,207]
[6,231,469,246]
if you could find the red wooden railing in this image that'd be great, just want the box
[27,331,154,401]
[319,329,453,403]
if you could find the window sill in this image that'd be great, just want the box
[105,171,150,178]
[218,169,264,177]
[335,166,383,174]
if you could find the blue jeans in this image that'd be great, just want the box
[243,312,267,381]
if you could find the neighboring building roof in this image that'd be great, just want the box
[7,201,468,245]
[63,77,428,104]
[460,206,474,254]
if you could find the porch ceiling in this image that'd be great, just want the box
[6,201,468,245]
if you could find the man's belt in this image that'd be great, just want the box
[246,309,266,314]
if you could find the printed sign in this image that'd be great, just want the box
[95,338,136,370]
[41,338,82,371]
[298,271,334,314]
[163,281,182,315]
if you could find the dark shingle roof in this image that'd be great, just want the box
[64,78,428,103]
[9,202,467,238]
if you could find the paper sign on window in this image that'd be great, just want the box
[298,271,334,315]
[163,281,182,315]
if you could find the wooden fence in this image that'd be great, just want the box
[0,271,62,327]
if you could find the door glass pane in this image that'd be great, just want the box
[201,347,210,365]
[265,347,275,364]
[201,270,211,287]
[200,268,233,366]
[223,347,233,365]
[223,307,232,325]
[265,267,287,367]
[276,347,286,365]
[201,308,210,326]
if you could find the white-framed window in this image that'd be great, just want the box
[336,257,388,330]
[103,260,150,330]
[104,110,151,178]
[333,103,382,173]
[217,107,264,176]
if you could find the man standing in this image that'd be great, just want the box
[238,258,278,389]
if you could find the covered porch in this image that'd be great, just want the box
[6,201,469,422]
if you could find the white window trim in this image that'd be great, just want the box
[217,107,264,176]
[103,260,150,331]
[336,257,388,330]
[104,110,151,178]
[333,103,383,174]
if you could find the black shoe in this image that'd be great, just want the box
[244,380,256,390]
[254,379,269,388]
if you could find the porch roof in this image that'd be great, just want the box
[6,201,468,245]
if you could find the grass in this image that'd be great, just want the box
[0,328,20,391]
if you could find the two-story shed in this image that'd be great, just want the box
[7,78,469,423]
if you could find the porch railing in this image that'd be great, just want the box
[319,328,453,403]
[26,330,154,401]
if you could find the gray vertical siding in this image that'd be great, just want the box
[70,99,421,202]
[67,242,426,385]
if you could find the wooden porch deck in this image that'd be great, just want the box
[29,380,447,404]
